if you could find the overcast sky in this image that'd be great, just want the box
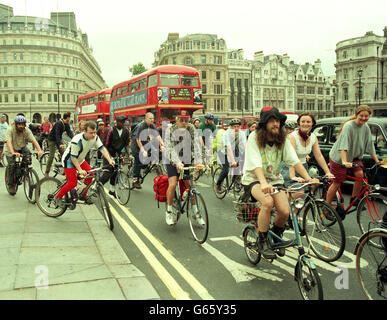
[4,0,387,87]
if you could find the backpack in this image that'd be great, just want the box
[153,175,169,207]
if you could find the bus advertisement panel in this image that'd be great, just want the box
[110,65,203,128]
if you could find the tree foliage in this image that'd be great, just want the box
[129,62,147,76]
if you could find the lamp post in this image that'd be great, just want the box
[56,81,60,120]
[357,68,363,107]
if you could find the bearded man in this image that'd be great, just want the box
[241,107,318,259]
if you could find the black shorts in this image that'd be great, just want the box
[242,181,284,202]
[165,163,191,179]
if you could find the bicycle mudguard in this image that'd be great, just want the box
[353,228,387,254]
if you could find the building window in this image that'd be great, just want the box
[4,94,8,103]
[172,57,176,64]
[297,99,303,111]
[214,84,222,94]
[202,84,207,94]
[184,57,192,65]
[31,93,35,102]
[202,71,206,80]
[38,94,43,102]
[214,56,222,64]
[343,68,348,80]
[318,87,323,95]
[48,94,52,102]
[297,86,304,94]
[14,94,18,103]
[201,55,206,64]
[343,51,347,59]
[307,87,315,94]
[216,71,221,80]
[14,80,17,87]
[343,87,348,101]
[357,48,362,57]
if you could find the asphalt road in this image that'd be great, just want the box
[106,169,371,300]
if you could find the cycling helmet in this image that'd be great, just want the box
[204,113,214,120]
[285,121,297,129]
[230,118,241,126]
[14,115,27,124]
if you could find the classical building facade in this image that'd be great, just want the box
[0,4,107,123]
[154,32,334,118]
[335,28,387,117]
[292,59,335,119]
[153,33,228,117]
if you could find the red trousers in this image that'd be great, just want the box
[56,161,93,198]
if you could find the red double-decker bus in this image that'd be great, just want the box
[110,65,203,127]
[74,88,112,128]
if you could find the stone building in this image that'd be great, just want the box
[292,59,335,119]
[0,4,107,124]
[335,28,387,117]
[153,33,228,117]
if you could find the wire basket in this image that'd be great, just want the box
[233,201,261,223]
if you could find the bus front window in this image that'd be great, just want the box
[181,75,199,87]
[160,74,179,86]
[105,94,111,101]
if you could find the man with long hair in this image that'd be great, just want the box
[242,107,318,259]
[326,105,384,209]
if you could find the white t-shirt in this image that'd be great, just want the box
[62,133,104,168]
[290,130,316,164]
[242,130,300,186]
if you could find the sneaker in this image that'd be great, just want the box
[132,179,142,189]
[258,233,276,260]
[55,197,66,208]
[271,226,286,257]
[194,213,206,226]
[8,185,16,196]
[165,211,176,226]
[109,190,117,198]
[79,195,94,205]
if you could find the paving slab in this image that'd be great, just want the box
[0,288,36,300]
[22,233,95,247]
[0,233,24,249]
[25,221,90,233]
[0,248,20,266]
[0,266,17,291]
[118,277,160,300]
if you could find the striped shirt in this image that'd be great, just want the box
[62,133,104,168]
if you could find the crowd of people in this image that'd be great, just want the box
[2,105,385,258]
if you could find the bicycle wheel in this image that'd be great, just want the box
[39,152,50,175]
[1,153,8,167]
[96,183,114,230]
[35,177,66,217]
[187,191,209,244]
[243,226,261,265]
[355,231,387,300]
[115,170,131,206]
[295,259,323,300]
[23,168,39,204]
[357,194,387,245]
[232,176,243,199]
[212,166,227,199]
[302,200,346,262]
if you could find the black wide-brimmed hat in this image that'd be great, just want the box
[258,106,287,128]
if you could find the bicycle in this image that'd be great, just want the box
[212,164,243,199]
[128,158,165,189]
[35,166,114,230]
[4,153,39,204]
[318,162,387,238]
[166,166,209,244]
[239,183,324,300]
[110,154,131,205]
[39,142,68,176]
[354,212,387,300]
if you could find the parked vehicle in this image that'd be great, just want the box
[309,116,387,187]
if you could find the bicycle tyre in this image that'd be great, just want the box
[35,177,67,217]
[212,166,227,199]
[355,231,387,300]
[23,168,39,204]
[187,191,209,244]
[295,260,324,300]
[357,194,387,246]
[115,170,131,206]
[39,152,50,175]
[243,226,261,265]
[97,183,114,230]
[4,166,18,195]
[302,200,346,262]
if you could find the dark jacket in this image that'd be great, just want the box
[103,126,130,156]
[48,120,74,148]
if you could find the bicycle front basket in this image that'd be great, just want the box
[233,201,260,223]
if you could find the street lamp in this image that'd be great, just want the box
[56,81,60,120]
[357,68,363,107]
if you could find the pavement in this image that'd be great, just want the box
[0,165,160,300]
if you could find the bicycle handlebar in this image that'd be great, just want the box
[274,181,322,193]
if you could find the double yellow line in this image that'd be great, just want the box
[108,193,214,300]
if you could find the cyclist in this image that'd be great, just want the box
[215,118,246,192]
[241,107,318,259]
[246,120,257,139]
[284,120,297,135]
[164,110,203,226]
[38,117,52,149]
[326,105,384,207]
[130,112,164,189]
[55,121,115,208]
[0,114,9,167]
[282,112,333,187]
[4,115,43,195]
[45,112,74,177]
[100,115,131,197]
[198,113,217,165]
[192,118,201,130]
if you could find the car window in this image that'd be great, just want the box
[313,125,329,144]
[369,124,386,149]
[330,125,340,144]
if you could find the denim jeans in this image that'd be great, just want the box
[132,153,142,179]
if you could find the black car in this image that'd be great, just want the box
[308,116,387,187]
